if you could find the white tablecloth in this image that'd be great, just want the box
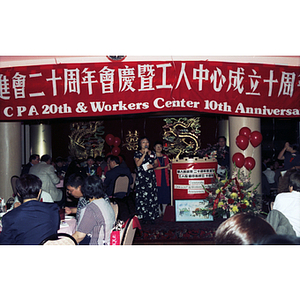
[58,218,76,235]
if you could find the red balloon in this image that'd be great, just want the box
[114,137,121,147]
[239,127,251,138]
[249,131,262,147]
[112,146,120,156]
[232,152,245,168]
[244,157,256,170]
[105,134,115,146]
[236,135,249,150]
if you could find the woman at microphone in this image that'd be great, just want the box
[134,136,159,224]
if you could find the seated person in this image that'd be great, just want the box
[29,154,62,204]
[72,176,115,245]
[65,174,89,222]
[263,161,277,188]
[84,156,98,176]
[273,170,300,236]
[0,174,60,245]
[20,154,40,176]
[9,190,54,211]
[214,213,276,245]
[104,155,133,198]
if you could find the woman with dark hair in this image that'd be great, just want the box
[0,174,60,245]
[153,141,171,216]
[72,176,115,245]
[134,136,159,224]
[214,213,276,245]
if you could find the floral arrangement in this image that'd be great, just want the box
[202,166,262,219]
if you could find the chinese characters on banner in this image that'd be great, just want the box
[0,60,300,120]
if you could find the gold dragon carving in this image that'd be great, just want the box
[162,117,201,159]
[69,121,105,160]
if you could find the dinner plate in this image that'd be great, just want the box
[65,215,75,220]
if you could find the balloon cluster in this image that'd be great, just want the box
[105,134,121,156]
[232,127,263,170]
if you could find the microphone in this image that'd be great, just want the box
[145,145,149,156]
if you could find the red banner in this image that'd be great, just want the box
[0,60,300,120]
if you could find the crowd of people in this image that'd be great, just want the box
[1,135,300,245]
[215,140,300,245]
[0,137,173,245]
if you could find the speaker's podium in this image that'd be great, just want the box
[163,157,217,222]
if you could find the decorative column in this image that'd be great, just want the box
[218,118,229,142]
[228,116,262,194]
[30,124,52,158]
[0,122,22,200]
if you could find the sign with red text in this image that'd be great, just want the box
[172,157,218,200]
[0,60,300,120]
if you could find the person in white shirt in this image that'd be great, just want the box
[263,161,276,188]
[273,170,300,236]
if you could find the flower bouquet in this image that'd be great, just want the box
[202,166,262,219]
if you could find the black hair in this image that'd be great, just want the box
[109,155,120,165]
[95,156,104,163]
[66,173,84,189]
[137,136,149,150]
[16,174,42,203]
[289,170,300,192]
[291,144,300,152]
[255,234,300,245]
[55,157,63,163]
[29,154,39,162]
[41,154,51,162]
[105,154,114,162]
[81,175,105,200]
[153,140,163,148]
[215,213,276,245]
[218,136,226,142]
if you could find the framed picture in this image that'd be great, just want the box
[175,199,213,222]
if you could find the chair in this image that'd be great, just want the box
[40,233,78,245]
[111,175,133,220]
[266,209,296,236]
[11,175,19,197]
[110,202,119,220]
[120,216,140,245]
[112,175,130,198]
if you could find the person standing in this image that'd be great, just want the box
[277,142,300,171]
[216,136,230,177]
[29,154,63,204]
[134,137,159,224]
[153,141,171,216]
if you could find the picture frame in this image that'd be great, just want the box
[175,199,213,222]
